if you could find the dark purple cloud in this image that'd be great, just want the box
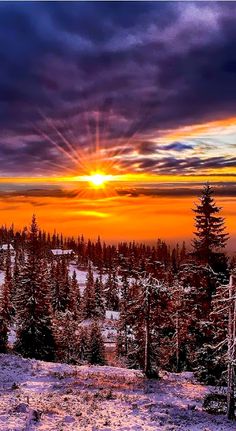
[0,2,235,176]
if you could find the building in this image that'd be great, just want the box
[0,244,14,254]
[50,249,74,258]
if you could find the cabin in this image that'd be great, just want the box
[0,244,14,254]
[50,249,74,259]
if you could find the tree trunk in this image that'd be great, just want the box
[176,309,180,372]
[144,289,151,377]
[227,275,235,420]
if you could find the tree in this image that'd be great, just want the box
[94,277,105,318]
[118,272,130,357]
[82,264,96,319]
[70,270,81,318]
[226,275,236,420]
[14,216,55,361]
[125,272,163,377]
[193,184,228,271]
[1,250,14,322]
[0,317,8,353]
[53,311,80,363]
[210,274,236,420]
[105,270,119,311]
[89,320,106,365]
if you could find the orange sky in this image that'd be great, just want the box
[0,185,235,250]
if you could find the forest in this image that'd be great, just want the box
[0,184,235,421]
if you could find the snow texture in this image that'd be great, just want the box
[0,354,234,431]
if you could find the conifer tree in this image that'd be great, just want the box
[2,249,14,321]
[82,264,96,319]
[77,326,91,362]
[15,216,55,361]
[126,272,162,377]
[105,270,119,311]
[53,311,79,363]
[89,320,106,365]
[69,270,81,318]
[0,313,8,353]
[94,277,105,318]
[118,273,130,356]
[193,184,228,270]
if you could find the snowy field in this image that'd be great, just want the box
[0,354,234,431]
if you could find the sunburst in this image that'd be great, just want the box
[87,172,112,188]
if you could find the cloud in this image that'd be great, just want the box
[116,182,236,198]
[0,2,235,176]
[159,142,194,152]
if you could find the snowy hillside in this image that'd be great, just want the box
[0,354,234,431]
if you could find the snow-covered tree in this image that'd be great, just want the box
[210,274,236,420]
[94,277,105,318]
[125,272,163,377]
[70,270,81,317]
[53,311,80,363]
[14,216,55,361]
[105,270,119,311]
[82,264,96,319]
[89,320,106,365]
[193,184,228,271]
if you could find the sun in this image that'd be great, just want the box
[88,172,112,188]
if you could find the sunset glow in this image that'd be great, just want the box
[0,1,234,248]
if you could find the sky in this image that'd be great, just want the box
[0,1,236,246]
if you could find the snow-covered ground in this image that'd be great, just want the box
[69,265,110,295]
[0,354,234,431]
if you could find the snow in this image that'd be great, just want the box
[69,265,109,294]
[69,266,88,294]
[0,354,234,431]
[8,326,16,349]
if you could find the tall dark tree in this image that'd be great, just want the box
[82,264,96,319]
[193,184,228,271]
[15,216,55,361]
[89,320,106,365]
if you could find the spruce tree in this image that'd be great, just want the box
[89,321,106,365]
[193,184,228,270]
[53,311,79,363]
[15,216,55,361]
[82,264,96,319]
[70,270,81,318]
[0,315,8,353]
[94,277,105,318]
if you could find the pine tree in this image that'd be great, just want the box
[89,320,106,365]
[77,326,91,362]
[193,184,228,270]
[1,249,14,321]
[118,273,130,357]
[209,274,236,420]
[126,272,162,377]
[94,277,105,318]
[70,270,81,318]
[14,216,55,361]
[82,264,96,319]
[53,311,80,363]
[0,314,8,353]
[105,270,119,311]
